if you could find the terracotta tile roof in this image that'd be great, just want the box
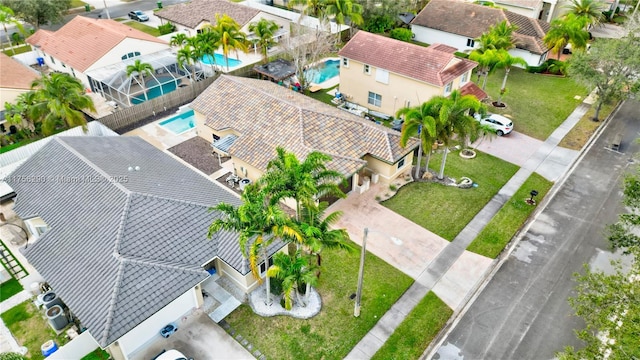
[0,53,39,91]
[411,0,549,54]
[191,75,418,177]
[26,17,167,72]
[156,0,260,29]
[459,82,488,101]
[338,31,478,86]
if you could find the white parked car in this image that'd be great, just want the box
[155,350,190,360]
[475,114,513,136]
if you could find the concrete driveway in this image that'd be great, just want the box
[471,131,544,168]
[130,312,252,360]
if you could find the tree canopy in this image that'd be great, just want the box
[1,0,71,29]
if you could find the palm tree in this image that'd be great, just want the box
[259,147,345,221]
[289,0,327,17]
[212,14,249,71]
[477,20,517,51]
[249,18,279,64]
[176,46,196,78]
[126,59,154,102]
[3,91,38,136]
[564,0,606,27]
[544,14,590,60]
[193,29,221,74]
[208,184,301,305]
[493,50,527,106]
[325,0,364,36]
[433,90,485,179]
[396,101,440,178]
[469,48,500,90]
[0,5,24,56]
[169,33,188,48]
[267,251,317,309]
[29,73,95,135]
[297,201,353,278]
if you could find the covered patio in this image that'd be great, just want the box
[85,50,203,108]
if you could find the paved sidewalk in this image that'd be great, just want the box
[345,100,592,359]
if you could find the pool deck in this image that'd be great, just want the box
[309,57,341,89]
[124,110,197,150]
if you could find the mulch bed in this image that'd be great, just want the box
[168,137,228,175]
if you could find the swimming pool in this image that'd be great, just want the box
[305,59,340,84]
[131,76,179,104]
[158,109,196,135]
[201,54,242,68]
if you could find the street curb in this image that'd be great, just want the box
[421,99,625,360]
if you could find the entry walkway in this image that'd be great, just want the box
[345,100,592,359]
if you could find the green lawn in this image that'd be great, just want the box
[307,85,338,105]
[0,278,24,301]
[382,151,519,241]
[372,292,452,360]
[70,0,86,8]
[1,301,69,360]
[467,172,554,258]
[225,246,414,360]
[122,21,161,37]
[2,44,33,56]
[480,68,589,140]
[559,100,617,150]
[80,348,110,360]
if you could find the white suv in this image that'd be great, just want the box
[155,350,190,360]
[475,114,513,136]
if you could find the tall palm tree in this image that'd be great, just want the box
[29,73,95,135]
[565,0,606,27]
[289,0,327,17]
[544,14,590,60]
[208,184,301,305]
[193,29,221,74]
[477,20,518,51]
[259,147,345,221]
[297,201,353,278]
[249,18,280,64]
[212,14,249,71]
[469,48,500,90]
[433,90,485,179]
[126,59,154,102]
[0,5,24,56]
[325,0,364,36]
[397,101,440,178]
[267,251,317,309]
[493,50,527,106]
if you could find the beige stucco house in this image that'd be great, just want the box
[337,31,486,118]
[0,53,40,134]
[191,75,419,196]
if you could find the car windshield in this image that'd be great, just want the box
[136,11,144,15]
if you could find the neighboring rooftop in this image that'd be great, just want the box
[7,136,263,348]
[338,31,478,87]
[0,53,40,92]
[412,0,549,54]
[26,16,167,72]
[156,0,260,29]
[191,75,418,176]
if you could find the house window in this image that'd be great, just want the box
[364,64,370,74]
[444,82,452,95]
[461,72,468,84]
[61,63,66,68]
[71,69,75,77]
[121,52,141,60]
[375,69,389,84]
[259,256,275,276]
[397,157,405,169]
[368,92,382,107]
[467,38,475,47]
[50,56,55,65]
[342,57,349,67]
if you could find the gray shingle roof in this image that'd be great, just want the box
[7,136,255,348]
[190,75,418,177]
[411,0,549,55]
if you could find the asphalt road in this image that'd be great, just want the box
[432,99,640,360]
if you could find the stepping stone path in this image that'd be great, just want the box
[218,319,266,359]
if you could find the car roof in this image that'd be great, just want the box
[155,350,188,360]
[487,114,512,124]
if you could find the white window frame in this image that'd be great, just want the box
[364,64,371,74]
[342,57,349,67]
[397,157,406,169]
[259,256,274,277]
[461,72,468,84]
[444,82,452,95]
[368,91,382,107]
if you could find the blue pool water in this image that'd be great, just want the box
[131,76,178,104]
[305,59,340,84]
[201,54,242,67]
[158,109,196,135]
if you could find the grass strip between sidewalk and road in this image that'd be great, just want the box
[123,21,161,37]
[371,292,452,360]
[558,100,618,150]
[383,150,519,241]
[467,172,554,258]
[225,246,413,360]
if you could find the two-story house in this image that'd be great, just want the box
[337,31,485,118]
